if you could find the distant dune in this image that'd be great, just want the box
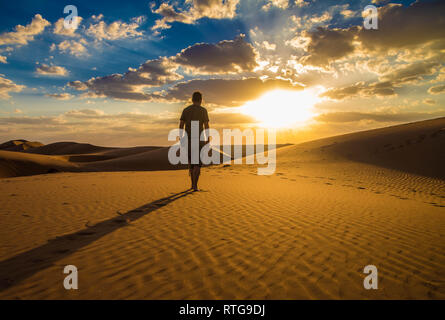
[1,117,443,179]
[25,142,114,155]
[0,140,44,152]
[0,139,288,178]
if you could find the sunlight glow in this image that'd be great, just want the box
[240,88,321,128]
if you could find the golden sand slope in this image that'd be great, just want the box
[0,118,444,299]
[0,150,78,178]
[0,165,444,299]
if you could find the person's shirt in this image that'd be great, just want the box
[180,104,209,140]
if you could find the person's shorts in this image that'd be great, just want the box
[187,139,207,168]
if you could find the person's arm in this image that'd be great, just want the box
[203,108,210,142]
[204,121,210,142]
[179,108,186,140]
[178,120,185,141]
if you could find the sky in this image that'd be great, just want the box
[0,0,444,146]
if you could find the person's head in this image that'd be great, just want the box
[192,91,202,105]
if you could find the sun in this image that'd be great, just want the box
[240,88,321,128]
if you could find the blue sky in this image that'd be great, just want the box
[0,0,444,146]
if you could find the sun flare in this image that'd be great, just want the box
[240,88,321,128]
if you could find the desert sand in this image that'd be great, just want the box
[0,117,444,299]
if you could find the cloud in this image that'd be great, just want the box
[46,93,73,100]
[158,77,303,106]
[152,3,193,29]
[173,35,258,73]
[321,81,396,100]
[428,84,445,95]
[316,111,444,123]
[0,75,25,99]
[0,107,261,147]
[263,0,289,11]
[380,61,442,85]
[358,1,445,52]
[68,57,181,101]
[294,0,308,8]
[423,99,436,105]
[151,0,239,31]
[321,58,443,100]
[86,20,143,40]
[53,17,83,37]
[64,109,105,118]
[340,9,355,18]
[208,112,258,126]
[298,1,445,67]
[0,14,50,46]
[54,39,88,57]
[36,64,69,76]
[92,14,104,21]
[68,36,259,101]
[300,27,358,67]
[0,116,63,125]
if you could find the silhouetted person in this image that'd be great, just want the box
[179,91,209,191]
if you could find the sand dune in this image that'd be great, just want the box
[0,138,288,178]
[0,140,43,152]
[0,118,444,299]
[0,150,78,178]
[26,141,114,155]
[288,117,445,180]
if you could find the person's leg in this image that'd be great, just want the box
[192,166,201,191]
[189,166,194,189]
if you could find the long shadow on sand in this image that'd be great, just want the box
[0,189,194,292]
